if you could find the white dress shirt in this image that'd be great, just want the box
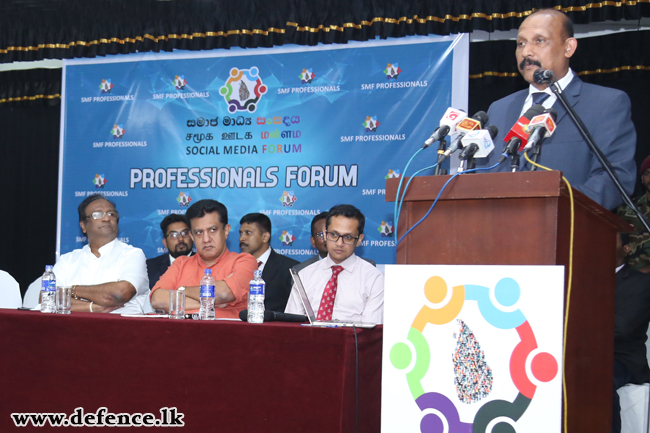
[256,247,271,272]
[520,68,575,116]
[284,253,384,324]
[53,239,150,314]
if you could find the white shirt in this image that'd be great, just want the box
[256,247,271,272]
[520,68,575,116]
[285,253,384,324]
[53,239,150,314]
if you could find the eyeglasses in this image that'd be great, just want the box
[166,229,190,239]
[86,211,119,220]
[325,231,359,245]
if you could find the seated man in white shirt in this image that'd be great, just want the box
[52,194,149,314]
[285,204,384,324]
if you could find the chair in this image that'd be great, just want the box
[0,270,22,309]
[618,328,650,433]
[23,277,42,309]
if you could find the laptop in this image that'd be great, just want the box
[289,268,376,328]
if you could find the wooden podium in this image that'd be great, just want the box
[386,170,631,433]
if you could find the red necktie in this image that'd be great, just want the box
[257,261,262,268]
[317,265,343,321]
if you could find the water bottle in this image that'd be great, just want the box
[41,265,57,313]
[199,269,215,320]
[247,270,265,324]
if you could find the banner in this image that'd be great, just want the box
[58,36,468,263]
[382,265,564,432]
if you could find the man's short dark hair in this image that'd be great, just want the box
[160,214,189,236]
[311,212,329,236]
[240,213,272,234]
[78,194,116,222]
[185,199,228,227]
[326,204,365,235]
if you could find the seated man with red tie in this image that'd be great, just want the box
[284,204,384,324]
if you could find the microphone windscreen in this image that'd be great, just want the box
[472,111,489,127]
[239,309,248,321]
[486,125,498,139]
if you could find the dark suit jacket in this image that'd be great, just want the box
[615,265,650,384]
[263,249,300,312]
[146,254,170,290]
[482,75,636,210]
[293,254,376,273]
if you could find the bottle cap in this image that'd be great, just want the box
[204,269,212,275]
[45,265,53,271]
[254,270,262,278]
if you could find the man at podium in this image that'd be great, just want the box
[481,9,636,210]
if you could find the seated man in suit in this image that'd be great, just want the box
[52,194,149,314]
[294,212,376,273]
[150,199,257,318]
[239,213,299,312]
[146,214,194,289]
[613,232,650,433]
[285,204,384,324]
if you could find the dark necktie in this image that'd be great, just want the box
[531,92,550,106]
[317,265,344,321]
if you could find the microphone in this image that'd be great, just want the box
[438,111,488,162]
[499,105,545,163]
[533,68,556,85]
[523,108,558,151]
[423,107,467,148]
[239,309,308,323]
[460,125,498,160]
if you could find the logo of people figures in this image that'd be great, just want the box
[172,75,187,90]
[99,79,114,93]
[177,192,192,207]
[219,67,268,113]
[389,276,559,433]
[384,63,402,80]
[93,174,107,188]
[378,221,393,237]
[299,68,315,84]
[279,230,296,246]
[111,124,125,139]
[279,191,297,207]
[385,169,401,180]
[363,116,380,132]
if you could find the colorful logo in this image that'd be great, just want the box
[176,192,192,207]
[299,68,315,84]
[384,63,402,80]
[378,221,394,237]
[389,276,559,432]
[363,116,380,132]
[172,75,187,90]
[111,124,125,139]
[385,169,401,180]
[93,174,107,188]
[219,67,268,113]
[99,79,114,93]
[279,191,297,207]
[279,230,297,246]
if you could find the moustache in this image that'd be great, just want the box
[519,58,542,70]
[239,242,248,248]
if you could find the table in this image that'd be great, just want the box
[0,310,382,432]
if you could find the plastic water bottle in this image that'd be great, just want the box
[199,269,215,320]
[247,270,265,324]
[41,265,57,313]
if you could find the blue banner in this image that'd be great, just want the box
[58,36,468,264]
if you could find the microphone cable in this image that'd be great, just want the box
[524,151,574,433]
[395,163,438,241]
[397,161,500,246]
[393,148,423,240]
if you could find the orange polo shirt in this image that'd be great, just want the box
[151,249,257,318]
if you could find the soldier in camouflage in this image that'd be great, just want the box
[616,155,650,270]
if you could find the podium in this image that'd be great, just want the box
[386,170,631,433]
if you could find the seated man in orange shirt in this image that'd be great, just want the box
[150,199,257,318]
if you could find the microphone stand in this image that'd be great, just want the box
[547,78,650,234]
[434,138,446,176]
[510,153,520,172]
[530,143,543,171]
